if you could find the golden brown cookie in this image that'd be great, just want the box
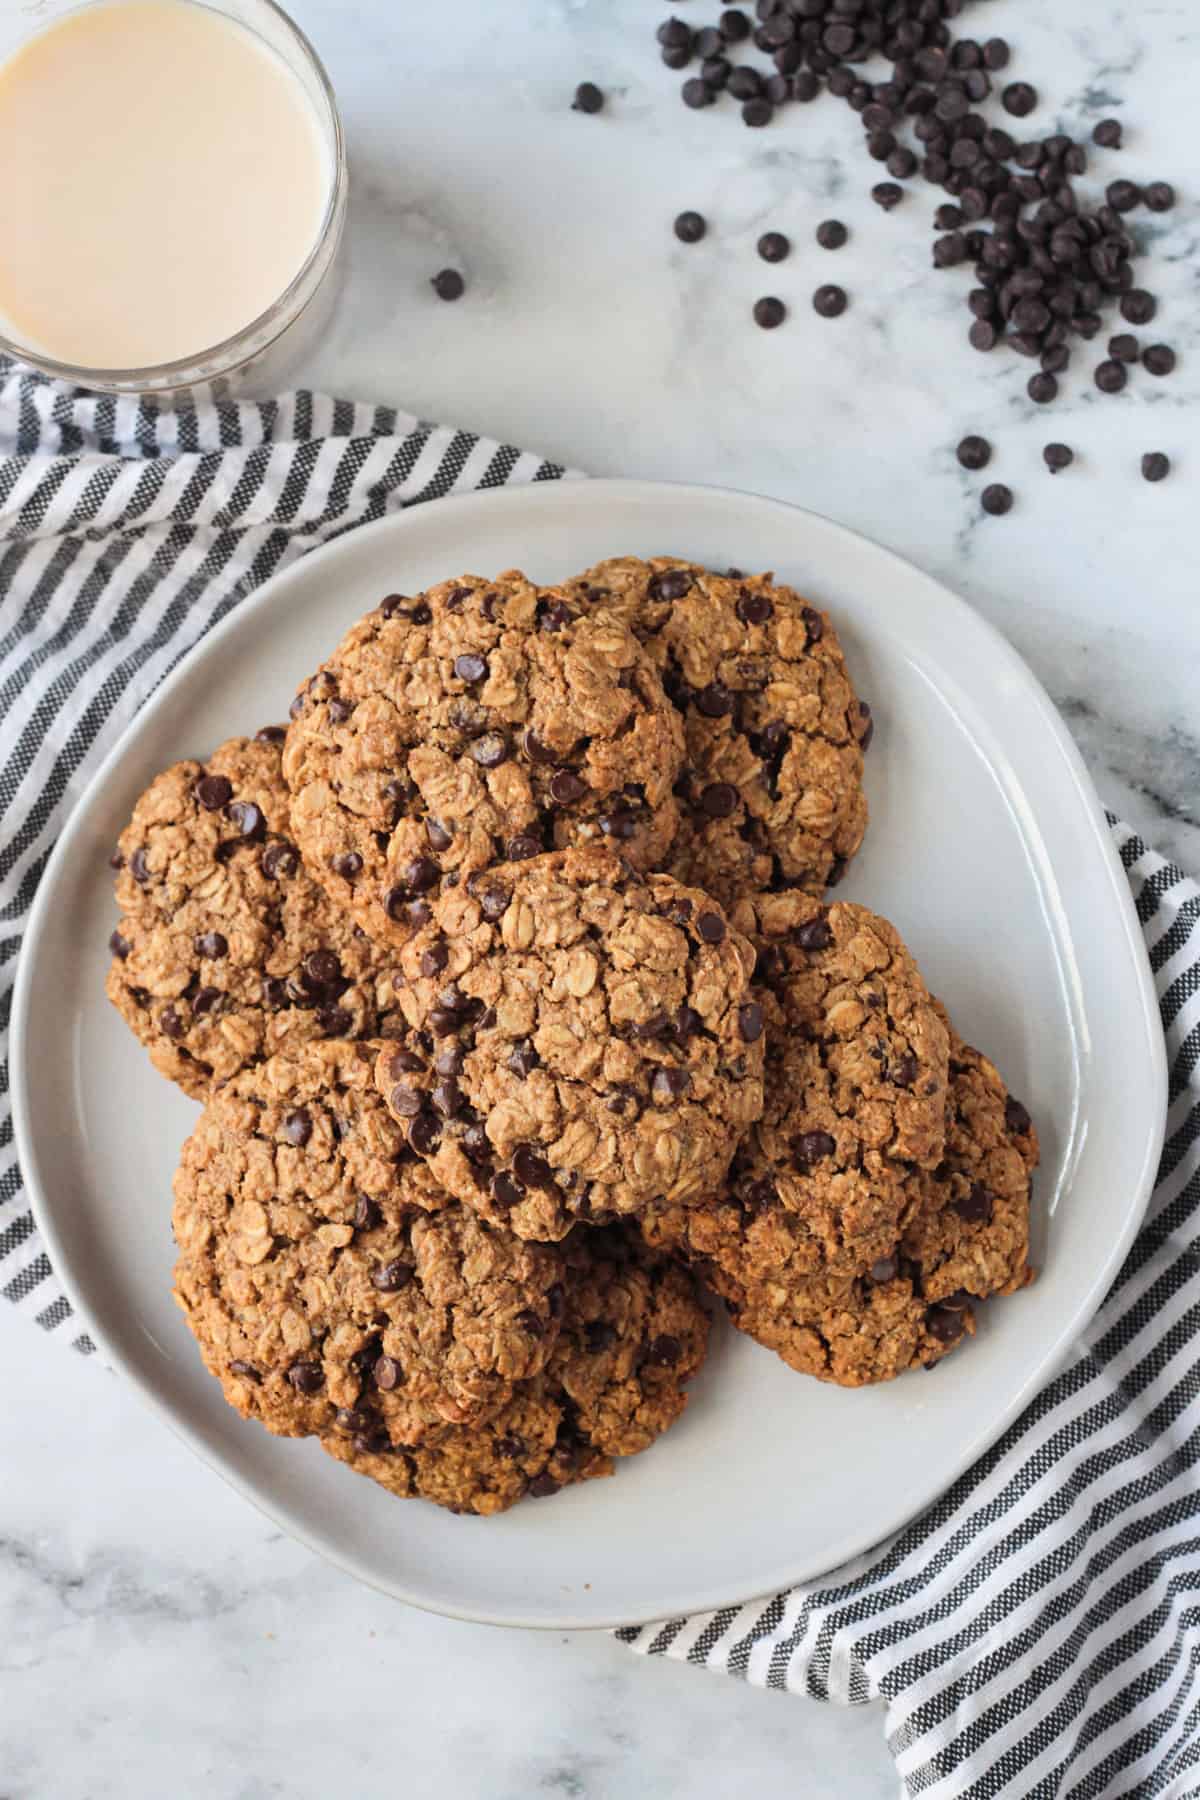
[563,556,870,908]
[172,1039,571,1445]
[377,845,765,1241]
[281,570,686,951]
[654,1010,1038,1387]
[320,1228,710,1514]
[106,733,402,1099]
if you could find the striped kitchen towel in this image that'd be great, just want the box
[620,823,1200,1800]
[0,363,572,1349]
[1,364,1194,1798]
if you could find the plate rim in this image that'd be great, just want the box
[10,475,1168,1629]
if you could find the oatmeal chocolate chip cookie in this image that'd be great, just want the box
[648,1007,1037,1386]
[563,556,870,908]
[281,570,686,951]
[172,1039,571,1445]
[645,892,949,1276]
[320,1228,709,1514]
[106,733,402,1099]
[377,845,764,1241]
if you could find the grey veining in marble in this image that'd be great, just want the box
[3,0,1198,1795]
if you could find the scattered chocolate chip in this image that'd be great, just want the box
[194,773,232,811]
[682,76,715,108]
[736,589,773,625]
[1109,333,1140,363]
[1001,82,1037,118]
[260,840,298,880]
[1143,343,1176,377]
[288,1360,324,1394]
[453,652,488,684]
[478,886,511,921]
[372,1259,413,1293]
[470,732,509,769]
[816,219,847,250]
[1144,181,1175,213]
[507,1040,539,1079]
[192,930,227,960]
[753,295,786,329]
[159,1006,184,1040]
[1142,452,1171,483]
[1095,358,1128,394]
[793,914,833,951]
[513,1145,557,1190]
[109,929,131,959]
[738,1001,763,1043]
[872,182,905,211]
[354,1195,382,1232]
[549,770,588,805]
[505,833,543,861]
[1043,442,1074,473]
[645,1334,682,1367]
[983,38,1010,72]
[528,1473,560,1498]
[695,682,733,718]
[572,81,603,114]
[697,911,726,945]
[757,230,790,263]
[430,268,464,302]
[651,1067,692,1102]
[957,435,991,471]
[981,483,1014,516]
[648,568,693,603]
[255,725,287,745]
[699,782,738,819]
[1093,118,1122,149]
[491,1172,523,1210]
[226,800,266,842]
[955,1182,994,1225]
[1121,289,1156,326]
[674,210,707,244]
[813,283,848,317]
[282,1108,311,1147]
[795,1130,836,1166]
[1028,372,1058,405]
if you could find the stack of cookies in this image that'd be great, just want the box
[106,557,1038,1516]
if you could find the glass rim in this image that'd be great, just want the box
[0,0,346,392]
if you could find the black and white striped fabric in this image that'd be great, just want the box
[0,363,570,1352]
[621,822,1200,1797]
[2,365,1194,1797]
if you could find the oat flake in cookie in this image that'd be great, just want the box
[687,1010,1038,1386]
[282,569,686,952]
[378,845,764,1242]
[106,734,403,1099]
[643,891,950,1284]
[172,1040,572,1446]
[321,1229,710,1515]
[563,556,870,908]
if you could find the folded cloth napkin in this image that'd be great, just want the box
[1,366,1195,1799]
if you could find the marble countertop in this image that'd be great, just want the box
[5,1,1197,1795]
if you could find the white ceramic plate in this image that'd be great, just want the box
[12,479,1165,1629]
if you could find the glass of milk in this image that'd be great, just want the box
[0,0,346,399]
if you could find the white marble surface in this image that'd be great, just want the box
[5,0,1198,1795]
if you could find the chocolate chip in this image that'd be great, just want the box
[674,210,706,244]
[192,985,222,1015]
[372,1356,402,1392]
[872,182,905,211]
[522,728,558,764]
[260,840,298,880]
[255,725,287,745]
[470,732,509,769]
[956,434,991,471]
[816,219,847,250]
[1043,442,1074,473]
[431,268,464,301]
[757,231,790,263]
[225,800,266,842]
[419,944,449,978]
[1001,82,1037,118]
[549,770,588,805]
[159,1007,184,1040]
[506,834,542,861]
[585,1319,617,1353]
[927,1305,966,1344]
[453,652,488,684]
[981,483,1014,516]
[647,568,693,602]
[753,295,786,329]
[651,1067,691,1102]
[229,1360,260,1383]
[1093,118,1122,149]
[682,76,714,108]
[390,1084,425,1119]
[699,782,738,820]
[109,929,131,959]
[1143,344,1176,377]
[736,589,773,625]
[793,914,832,951]
[288,1360,324,1394]
[478,886,511,921]
[1142,452,1171,483]
[892,1053,919,1089]
[738,1002,763,1043]
[1109,333,1140,363]
[1095,359,1127,393]
[372,1259,413,1293]
[645,1334,681,1367]
[513,1145,556,1190]
[870,1256,898,1283]
[405,856,441,894]
[354,1195,382,1232]
[955,1182,994,1224]
[983,38,1010,71]
[697,911,726,945]
[1121,289,1156,326]
[795,1129,836,1166]
[1144,181,1175,213]
[695,683,733,718]
[1028,372,1058,404]
[431,1079,462,1119]
[194,773,232,811]
[528,1473,560,1498]
[490,1172,523,1210]
[282,1109,311,1147]
[813,283,848,317]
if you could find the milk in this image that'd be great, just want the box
[0,0,332,370]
